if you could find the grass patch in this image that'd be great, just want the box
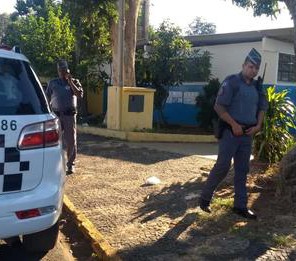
[229,225,269,242]
[271,234,296,247]
[211,197,233,210]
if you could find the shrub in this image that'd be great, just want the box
[195,78,220,130]
[253,86,296,163]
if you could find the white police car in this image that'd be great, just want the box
[0,45,65,252]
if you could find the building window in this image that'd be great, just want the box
[278,53,296,82]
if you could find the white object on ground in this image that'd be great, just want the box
[145,176,161,185]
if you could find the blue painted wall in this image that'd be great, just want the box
[274,85,296,104]
[154,83,296,127]
[154,84,205,126]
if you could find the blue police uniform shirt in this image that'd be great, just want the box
[216,72,268,125]
[46,78,77,112]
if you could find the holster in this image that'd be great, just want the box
[214,119,230,139]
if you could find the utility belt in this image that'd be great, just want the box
[214,119,256,139]
[53,108,77,117]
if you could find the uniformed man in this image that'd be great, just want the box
[199,48,268,219]
[46,60,83,174]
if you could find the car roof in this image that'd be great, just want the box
[0,48,29,63]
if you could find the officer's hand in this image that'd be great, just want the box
[245,125,260,135]
[232,123,244,136]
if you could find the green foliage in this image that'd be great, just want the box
[4,5,75,77]
[231,0,280,17]
[185,16,216,36]
[61,0,116,89]
[253,86,296,163]
[15,0,56,18]
[136,21,191,111]
[4,0,116,90]
[183,50,212,82]
[195,78,220,130]
[136,20,211,124]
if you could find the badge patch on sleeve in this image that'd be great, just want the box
[218,81,227,96]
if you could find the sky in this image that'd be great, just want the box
[150,0,293,33]
[1,0,293,34]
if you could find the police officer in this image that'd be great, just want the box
[199,48,268,219]
[46,60,83,174]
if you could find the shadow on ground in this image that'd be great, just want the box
[0,243,45,261]
[119,172,296,261]
[133,178,204,223]
[77,133,188,165]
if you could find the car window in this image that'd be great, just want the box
[0,57,49,115]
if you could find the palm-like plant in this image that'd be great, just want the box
[253,86,296,163]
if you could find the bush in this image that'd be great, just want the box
[195,78,220,130]
[253,86,296,163]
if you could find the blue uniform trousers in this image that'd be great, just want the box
[58,114,77,168]
[201,129,252,209]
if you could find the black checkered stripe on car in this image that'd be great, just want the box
[0,134,30,192]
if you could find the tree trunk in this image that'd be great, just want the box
[111,20,120,86]
[124,0,141,86]
[277,146,296,204]
[111,0,141,87]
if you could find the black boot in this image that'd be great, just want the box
[232,207,257,220]
[199,198,211,213]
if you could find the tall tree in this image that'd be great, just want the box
[231,1,294,53]
[61,0,116,87]
[136,21,211,125]
[15,0,56,18]
[186,16,216,36]
[111,0,142,87]
[4,5,74,77]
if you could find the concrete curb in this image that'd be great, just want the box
[78,125,217,143]
[63,195,121,261]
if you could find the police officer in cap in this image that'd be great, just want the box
[46,60,83,174]
[199,48,268,219]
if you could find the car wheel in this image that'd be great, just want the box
[23,221,59,253]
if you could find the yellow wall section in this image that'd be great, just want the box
[107,86,121,130]
[121,87,155,130]
[87,89,103,115]
[107,86,155,131]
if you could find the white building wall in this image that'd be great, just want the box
[262,37,295,86]
[194,38,294,86]
[193,42,262,82]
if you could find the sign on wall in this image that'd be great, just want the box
[166,91,199,104]
[167,91,183,104]
[183,92,198,105]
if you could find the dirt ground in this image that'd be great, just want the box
[65,133,296,261]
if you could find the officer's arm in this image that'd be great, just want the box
[67,77,83,98]
[214,104,243,136]
[256,111,265,129]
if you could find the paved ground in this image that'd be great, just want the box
[127,142,218,160]
[0,233,74,261]
[64,133,296,261]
